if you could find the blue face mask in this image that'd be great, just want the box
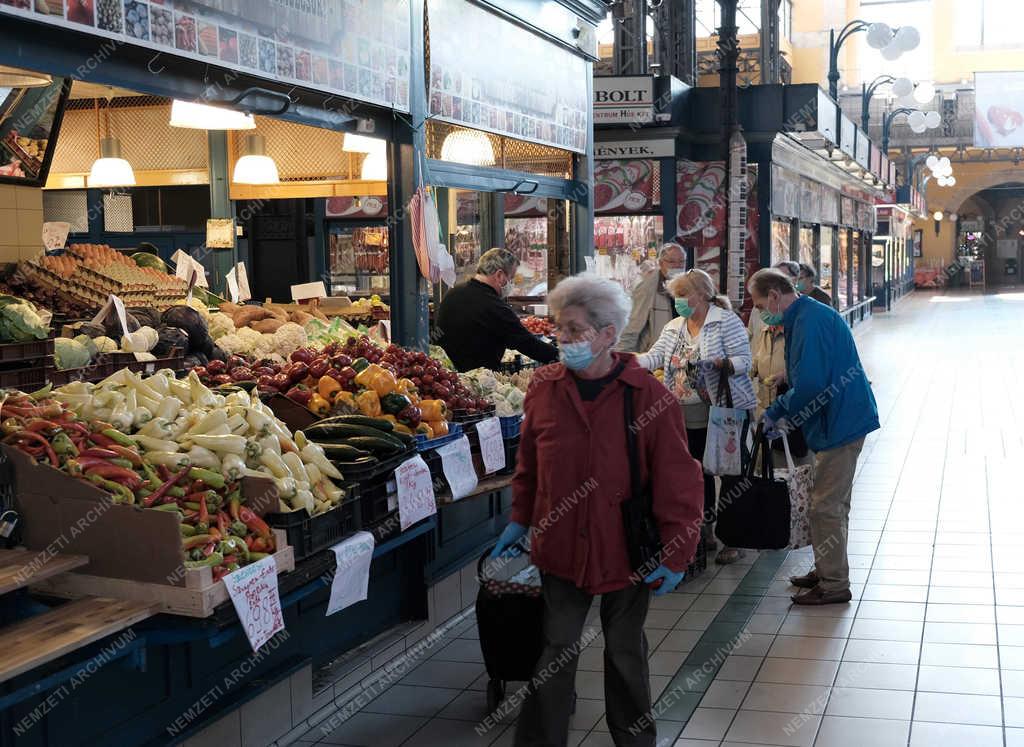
[560,340,596,371]
[674,299,695,318]
[795,279,808,293]
[760,297,784,326]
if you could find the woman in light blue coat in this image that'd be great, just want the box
[637,268,756,564]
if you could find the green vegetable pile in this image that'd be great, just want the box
[0,295,49,342]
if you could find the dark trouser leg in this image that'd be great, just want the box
[515,574,592,747]
[601,582,654,747]
[686,427,715,523]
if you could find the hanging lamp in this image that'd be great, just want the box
[440,129,495,166]
[169,99,256,130]
[232,134,279,184]
[88,97,136,188]
[360,142,387,180]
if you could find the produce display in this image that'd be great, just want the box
[460,368,530,417]
[211,302,313,363]
[0,295,49,342]
[51,369,346,516]
[521,315,555,337]
[0,388,278,581]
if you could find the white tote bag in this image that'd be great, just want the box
[774,434,814,550]
[703,404,747,476]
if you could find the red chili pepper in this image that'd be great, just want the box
[156,464,171,481]
[84,464,142,489]
[75,455,120,470]
[182,510,199,521]
[87,432,117,448]
[251,537,268,553]
[244,535,255,550]
[208,527,222,541]
[198,496,209,527]
[107,445,142,466]
[142,466,190,508]
[80,447,119,459]
[202,542,216,557]
[223,555,238,565]
[6,430,59,466]
[26,420,61,433]
[212,566,229,582]
[217,511,230,535]
[239,506,272,540]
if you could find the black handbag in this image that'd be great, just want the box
[715,425,791,550]
[621,387,663,579]
[770,382,809,458]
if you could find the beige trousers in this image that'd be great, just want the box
[809,438,865,593]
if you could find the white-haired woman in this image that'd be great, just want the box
[636,268,757,565]
[491,274,704,747]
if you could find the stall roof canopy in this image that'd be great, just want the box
[687,84,890,190]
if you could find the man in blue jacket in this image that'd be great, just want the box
[747,268,880,605]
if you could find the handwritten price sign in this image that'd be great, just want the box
[326,531,375,616]
[476,417,506,475]
[222,555,285,652]
[395,455,437,530]
[436,435,478,501]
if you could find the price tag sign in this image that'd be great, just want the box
[326,531,375,616]
[394,455,437,530]
[221,555,285,652]
[226,268,240,303]
[476,417,505,475]
[435,435,478,501]
[109,294,130,337]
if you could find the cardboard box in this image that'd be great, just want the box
[5,445,294,616]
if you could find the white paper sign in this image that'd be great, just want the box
[171,250,209,288]
[42,221,70,250]
[226,270,239,303]
[394,455,437,530]
[235,262,251,301]
[326,531,375,616]
[109,294,131,338]
[221,555,285,652]
[290,281,327,302]
[435,435,478,501]
[476,417,506,474]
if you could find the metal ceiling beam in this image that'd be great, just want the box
[653,0,697,85]
[612,0,648,76]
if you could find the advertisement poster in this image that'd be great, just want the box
[771,164,801,220]
[325,196,388,219]
[675,161,760,312]
[427,0,588,153]
[594,160,659,214]
[0,0,411,112]
[975,72,1024,147]
[0,78,69,186]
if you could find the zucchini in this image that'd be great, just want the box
[318,443,372,461]
[322,415,394,432]
[333,456,379,468]
[345,435,406,455]
[305,423,405,447]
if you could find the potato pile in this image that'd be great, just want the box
[217,301,328,334]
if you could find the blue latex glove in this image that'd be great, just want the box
[762,413,783,441]
[490,521,528,558]
[644,565,685,596]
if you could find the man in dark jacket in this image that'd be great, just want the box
[749,268,879,606]
[435,248,558,371]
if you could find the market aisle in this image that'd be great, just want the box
[300,289,1024,747]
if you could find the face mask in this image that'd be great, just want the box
[674,298,695,318]
[500,280,514,298]
[560,340,595,371]
[760,297,784,326]
[664,267,684,280]
[795,279,808,293]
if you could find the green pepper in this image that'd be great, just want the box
[51,432,78,457]
[351,357,370,372]
[29,383,53,401]
[166,486,186,498]
[226,562,240,572]
[109,457,134,469]
[150,503,183,513]
[182,533,214,550]
[248,552,272,561]
[101,428,137,448]
[183,502,202,511]
[230,521,248,538]
[381,392,413,416]
[221,536,250,562]
[86,473,135,503]
[180,524,198,537]
[185,552,224,569]
[139,460,160,488]
[188,467,225,490]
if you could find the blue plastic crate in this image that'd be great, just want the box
[500,414,523,439]
[415,421,464,451]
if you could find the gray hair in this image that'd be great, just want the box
[798,262,817,280]
[548,274,632,343]
[748,268,796,297]
[772,260,801,279]
[477,248,518,277]
[658,242,685,260]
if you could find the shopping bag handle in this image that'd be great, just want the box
[745,424,776,481]
[779,431,796,471]
[477,540,529,579]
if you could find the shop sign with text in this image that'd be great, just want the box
[593,76,655,124]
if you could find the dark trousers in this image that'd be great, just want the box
[515,574,654,747]
[686,427,717,522]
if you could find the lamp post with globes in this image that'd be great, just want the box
[828,20,920,101]
[882,107,941,151]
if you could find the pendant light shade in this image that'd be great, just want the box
[343,133,383,153]
[0,65,52,88]
[360,144,387,180]
[88,137,136,187]
[233,134,279,184]
[440,130,495,166]
[170,100,256,130]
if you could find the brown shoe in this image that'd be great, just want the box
[791,586,852,606]
[789,570,819,589]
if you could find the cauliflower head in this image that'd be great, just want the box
[208,312,235,340]
[272,322,308,357]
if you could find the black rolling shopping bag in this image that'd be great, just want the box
[715,425,791,550]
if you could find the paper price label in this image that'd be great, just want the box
[435,435,478,501]
[221,555,285,652]
[476,417,505,475]
[326,531,375,616]
[226,269,240,303]
[109,294,130,338]
[394,455,437,530]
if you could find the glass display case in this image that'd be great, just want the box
[837,229,849,310]
[593,214,663,293]
[799,225,816,269]
[771,220,791,266]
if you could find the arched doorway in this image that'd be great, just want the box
[954,183,1024,288]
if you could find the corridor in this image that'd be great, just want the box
[302,289,1024,747]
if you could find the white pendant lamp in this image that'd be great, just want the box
[343,133,383,153]
[440,129,495,166]
[232,134,279,184]
[169,99,255,130]
[88,136,136,187]
[360,144,387,180]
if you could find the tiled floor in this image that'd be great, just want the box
[297,289,1024,746]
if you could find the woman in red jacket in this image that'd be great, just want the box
[491,275,705,747]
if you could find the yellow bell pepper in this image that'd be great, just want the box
[309,393,331,417]
[419,399,448,423]
[356,389,382,417]
[428,419,448,437]
[354,364,398,397]
[318,375,342,401]
[333,390,359,415]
